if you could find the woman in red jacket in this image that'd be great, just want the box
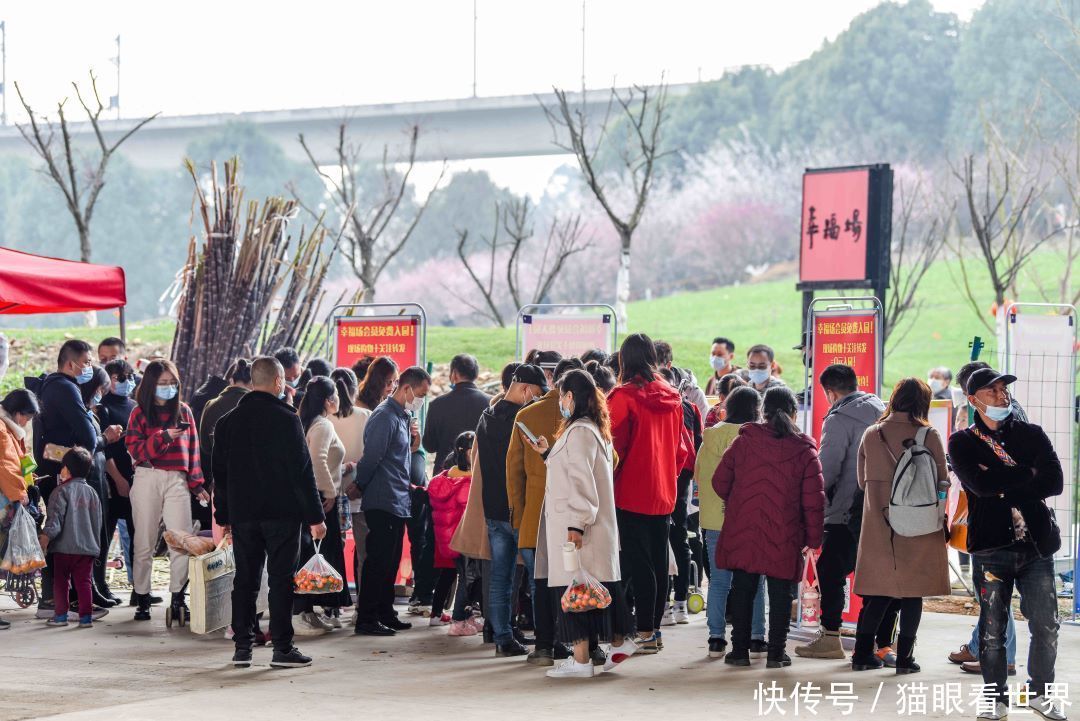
[713,386,825,669]
[607,333,688,652]
[427,431,476,634]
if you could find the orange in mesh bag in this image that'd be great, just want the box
[560,568,612,613]
[294,541,344,595]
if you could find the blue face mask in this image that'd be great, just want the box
[114,380,135,397]
[155,385,178,401]
[748,368,771,386]
[449,383,457,391]
[91,393,102,406]
[76,364,94,385]
[559,405,572,420]
[982,401,1012,422]
[286,377,299,388]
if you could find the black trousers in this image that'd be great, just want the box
[854,596,922,657]
[616,508,670,634]
[431,567,457,617]
[669,472,692,602]
[730,570,793,651]
[231,520,301,654]
[817,524,858,632]
[406,490,436,605]
[688,511,706,583]
[533,575,559,650]
[356,509,406,626]
[876,599,902,648]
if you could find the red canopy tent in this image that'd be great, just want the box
[0,247,128,339]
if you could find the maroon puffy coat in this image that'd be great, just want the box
[711,422,825,582]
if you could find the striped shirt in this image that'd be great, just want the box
[125,403,205,492]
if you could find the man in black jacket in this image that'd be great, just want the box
[422,354,490,473]
[213,356,326,670]
[948,368,1065,721]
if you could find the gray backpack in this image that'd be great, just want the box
[879,426,943,538]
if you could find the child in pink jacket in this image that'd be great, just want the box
[427,432,477,634]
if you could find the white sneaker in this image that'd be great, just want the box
[224,625,235,641]
[430,614,451,627]
[407,602,431,617]
[545,659,595,679]
[1031,695,1068,721]
[660,605,676,627]
[673,602,689,625]
[307,612,335,631]
[294,613,328,636]
[322,613,343,630]
[603,638,639,671]
[977,701,1009,720]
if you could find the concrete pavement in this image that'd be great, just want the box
[1,599,1077,721]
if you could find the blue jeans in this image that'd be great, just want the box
[486,519,519,645]
[968,557,1017,663]
[704,529,765,641]
[973,546,1059,702]
[519,547,538,600]
[117,519,134,584]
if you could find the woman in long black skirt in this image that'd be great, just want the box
[294,377,353,633]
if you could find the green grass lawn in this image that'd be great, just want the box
[2,252,1075,397]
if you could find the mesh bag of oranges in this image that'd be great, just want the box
[0,505,46,576]
[560,568,612,613]
[293,541,344,595]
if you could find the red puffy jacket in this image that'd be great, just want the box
[711,422,825,582]
[428,467,472,569]
[608,376,689,516]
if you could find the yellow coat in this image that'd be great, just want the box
[694,422,744,531]
[506,390,562,549]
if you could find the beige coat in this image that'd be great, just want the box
[307,415,346,499]
[450,445,491,560]
[535,419,620,587]
[854,413,950,598]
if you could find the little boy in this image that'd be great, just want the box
[39,447,103,628]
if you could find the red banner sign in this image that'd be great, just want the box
[810,310,880,442]
[334,316,421,371]
[800,168,871,284]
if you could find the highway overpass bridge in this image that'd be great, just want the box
[0,83,695,169]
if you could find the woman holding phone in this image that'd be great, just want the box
[125,359,209,624]
[523,369,636,679]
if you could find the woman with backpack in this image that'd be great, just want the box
[852,377,949,674]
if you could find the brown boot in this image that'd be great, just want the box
[794,629,845,659]
[960,661,1016,676]
[948,644,977,664]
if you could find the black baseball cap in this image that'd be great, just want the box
[965,367,1017,395]
[511,364,549,393]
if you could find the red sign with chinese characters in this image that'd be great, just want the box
[810,311,880,442]
[334,316,421,371]
[800,168,871,283]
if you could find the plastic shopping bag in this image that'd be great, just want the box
[294,541,344,595]
[560,567,612,613]
[1,505,46,575]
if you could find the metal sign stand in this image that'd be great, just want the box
[515,303,618,361]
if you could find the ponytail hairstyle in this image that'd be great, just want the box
[453,431,475,472]
[298,376,336,432]
[556,368,612,443]
[225,358,252,386]
[331,368,359,418]
[762,386,800,439]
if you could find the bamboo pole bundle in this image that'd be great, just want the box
[170,157,335,400]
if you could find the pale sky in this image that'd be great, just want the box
[1,0,986,195]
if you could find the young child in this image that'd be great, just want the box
[427,431,477,635]
[39,447,103,628]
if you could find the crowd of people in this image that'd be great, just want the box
[0,331,1068,719]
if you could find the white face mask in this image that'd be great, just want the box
[748,368,771,386]
[928,378,945,393]
[710,356,728,373]
[405,391,425,414]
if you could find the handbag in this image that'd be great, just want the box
[188,538,235,634]
[947,487,969,552]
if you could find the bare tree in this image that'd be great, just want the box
[947,152,1059,330]
[452,206,507,327]
[884,178,954,348]
[539,79,671,328]
[503,197,591,309]
[1029,122,1080,308]
[297,123,446,301]
[15,72,158,263]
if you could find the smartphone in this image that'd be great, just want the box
[516,421,539,444]
[176,421,191,432]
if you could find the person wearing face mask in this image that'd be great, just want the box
[507,357,584,666]
[81,365,124,608]
[927,367,954,401]
[738,344,787,396]
[273,347,304,407]
[795,364,884,661]
[0,388,40,629]
[948,368,1066,721]
[352,366,431,637]
[125,359,210,623]
[705,337,738,396]
[28,340,101,617]
[474,363,548,657]
[213,356,327,669]
[99,359,152,607]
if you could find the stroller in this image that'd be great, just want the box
[0,489,45,609]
